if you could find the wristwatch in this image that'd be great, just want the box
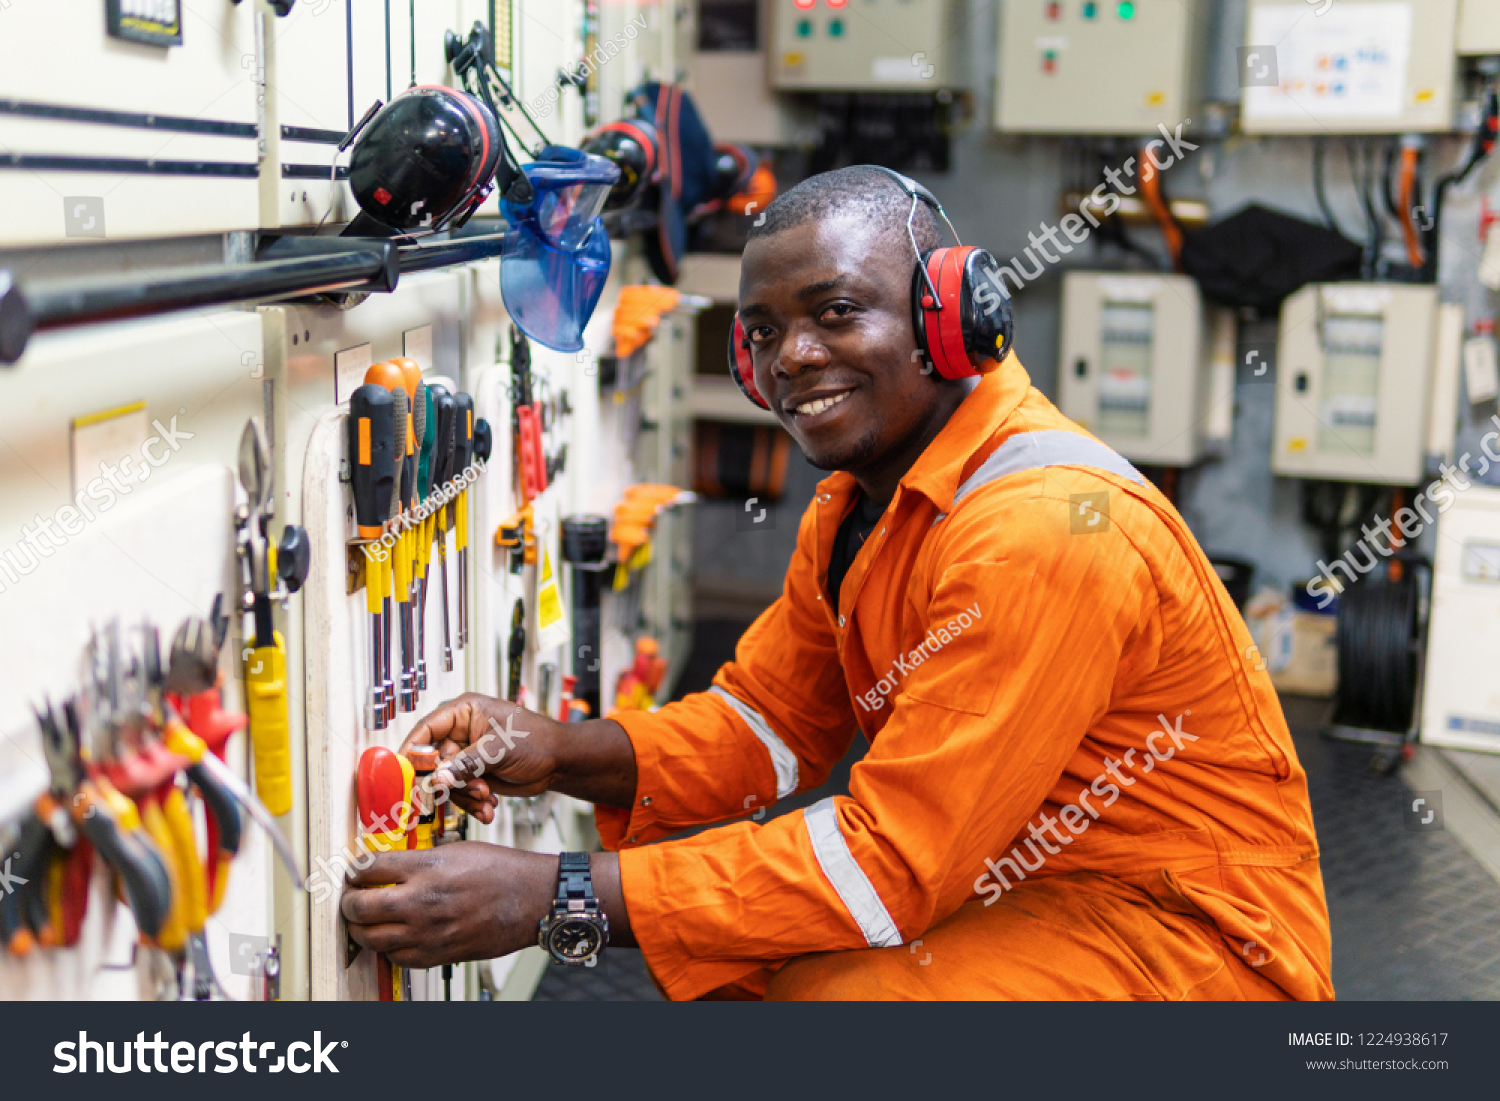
[537,852,609,965]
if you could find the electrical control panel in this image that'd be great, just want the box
[1241,0,1459,134]
[0,2,259,245]
[1421,486,1500,753]
[769,0,961,91]
[1272,283,1440,485]
[1058,273,1211,466]
[1458,0,1500,55]
[994,0,1206,135]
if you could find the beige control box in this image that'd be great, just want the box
[995,0,1207,135]
[769,0,961,91]
[1241,0,1459,134]
[1273,283,1440,485]
[1058,272,1210,467]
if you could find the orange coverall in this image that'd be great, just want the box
[599,358,1333,1001]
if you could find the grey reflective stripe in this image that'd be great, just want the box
[803,797,903,948]
[950,429,1144,510]
[709,686,798,799]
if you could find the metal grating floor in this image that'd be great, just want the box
[535,628,1500,1001]
[1289,698,1500,1000]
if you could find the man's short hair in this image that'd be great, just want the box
[747,165,943,255]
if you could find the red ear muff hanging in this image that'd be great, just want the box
[911,245,1014,380]
[727,314,770,409]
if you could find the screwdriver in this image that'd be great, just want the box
[415,382,436,692]
[348,383,396,730]
[395,359,430,698]
[453,390,475,652]
[390,383,415,714]
[355,745,414,999]
[428,385,458,673]
[364,362,408,720]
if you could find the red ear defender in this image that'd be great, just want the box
[727,314,771,410]
[911,245,1014,380]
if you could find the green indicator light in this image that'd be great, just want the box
[1083,1,1098,17]
[796,18,811,37]
[1117,1,1136,18]
[829,18,844,37]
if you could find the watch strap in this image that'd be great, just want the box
[556,851,594,907]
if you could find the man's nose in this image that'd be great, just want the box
[776,325,831,378]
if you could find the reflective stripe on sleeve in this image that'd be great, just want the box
[954,429,1145,506]
[709,686,798,799]
[803,797,903,949]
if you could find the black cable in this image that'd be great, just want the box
[1421,82,1498,282]
[1313,137,1347,237]
[1334,570,1421,733]
[409,0,417,89]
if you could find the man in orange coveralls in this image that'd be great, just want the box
[343,167,1333,1001]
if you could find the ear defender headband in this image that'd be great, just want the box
[727,166,1014,410]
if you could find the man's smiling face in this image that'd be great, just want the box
[738,212,946,479]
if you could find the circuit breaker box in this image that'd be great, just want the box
[769,0,961,90]
[1421,486,1500,753]
[1272,283,1439,485]
[1058,273,1209,467]
[1241,0,1459,134]
[994,0,1206,135]
[1458,0,1500,55]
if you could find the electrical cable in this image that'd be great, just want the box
[1397,139,1426,269]
[1334,567,1424,734]
[1313,137,1348,238]
[1420,81,1499,282]
[1139,138,1183,269]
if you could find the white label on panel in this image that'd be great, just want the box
[70,402,149,497]
[1461,542,1500,583]
[1463,335,1500,403]
[403,325,434,372]
[334,343,373,404]
[872,57,927,83]
[1244,3,1412,120]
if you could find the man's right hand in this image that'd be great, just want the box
[399,693,640,820]
[399,694,561,824]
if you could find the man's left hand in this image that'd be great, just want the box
[342,842,556,969]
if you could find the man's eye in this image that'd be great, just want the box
[822,303,856,321]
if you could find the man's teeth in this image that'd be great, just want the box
[794,392,850,416]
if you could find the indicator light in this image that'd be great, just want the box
[1117,1,1136,18]
[829,18,844,36]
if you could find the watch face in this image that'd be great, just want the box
[546,917,604,962]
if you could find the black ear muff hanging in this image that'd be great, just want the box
[727,314,770,410]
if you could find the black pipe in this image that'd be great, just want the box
[0,230,507,366]
[397,233,506,274]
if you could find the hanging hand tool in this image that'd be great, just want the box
[365,362,411,719]
[507,598,526,703]
[453,390,475,652]
[163,616,304,890]
[349,384,396,730]
[37,698,173,944]
[415,382,437,691]
[235,416,308,818]
[396,359,429,698]
[162,614,244,922]
[352,746,414,997]
[429,385,458,673]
